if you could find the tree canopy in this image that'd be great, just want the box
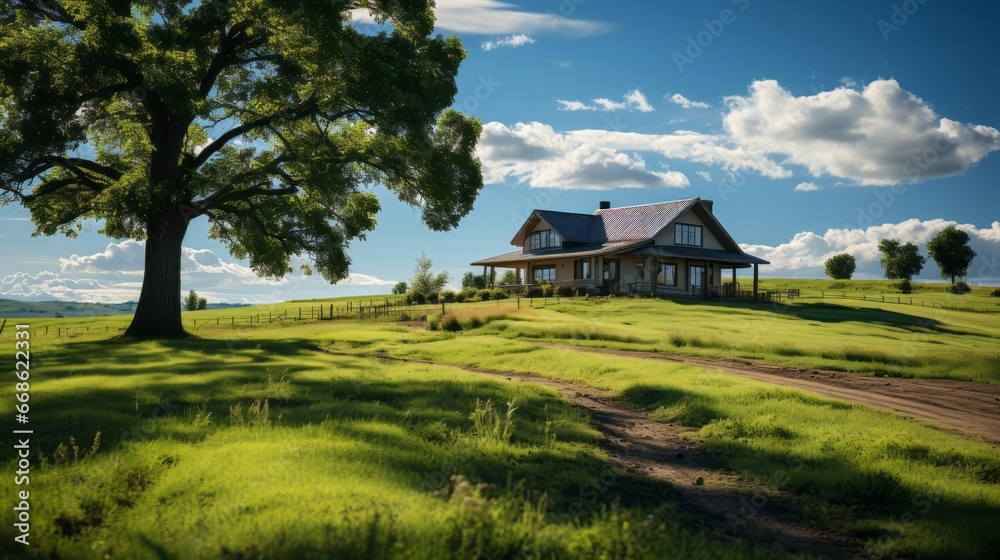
[409,254,447,297]
[824,253,856,280]
[878,239,926,281]
[927,226,976,284]
[0,0,483,336]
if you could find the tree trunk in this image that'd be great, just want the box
[125,209,190,337]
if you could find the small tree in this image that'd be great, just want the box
[462,272,487,290]
[410,255,449,298]
[824,254,856,280]
[499,270,518,285]
[927,226,977,284]
[878,239,926,281]
[392,282,409,295]
[197,297,208,310]
[184,290,200,312]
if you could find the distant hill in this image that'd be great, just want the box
[0,299,251,318]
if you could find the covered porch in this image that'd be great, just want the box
[620,245,769,300]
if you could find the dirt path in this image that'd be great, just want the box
[536,343,1000,446]
[319,347,858,558]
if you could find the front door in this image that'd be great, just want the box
[689,265,705,296]
[603,259,620,294]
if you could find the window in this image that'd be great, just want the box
[657,264,677,286]
[533,267,556,282]
[574,259,591,280]
[529,229,561,250]
[635,262,645,282]
[675,223,702,246]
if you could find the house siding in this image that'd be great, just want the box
[654,209,725,250]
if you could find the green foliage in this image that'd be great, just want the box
[477,288,492,301]
[184,290,200,312]
[898,279,913,294]
[0,1,483,335]
[928,226,977,283]
[440,312,462,332]
[410,255,449,298]
[197,297,207,310]
[992,288,1000,297]
[878,239,926,280]
[391,281,408,295]
[462,272,487,290]
[824,253,856,280]
[498,270,518,285]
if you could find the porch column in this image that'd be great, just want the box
[490,266,495,288]
[648,256,657,296]
[753,263,759,300]
[732,267,737,294]
[482,265,487,283]
[703,261,709,298]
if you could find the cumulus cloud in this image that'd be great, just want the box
[481,33,535,51]
[478,122,690,190]
[669,93,710,109]
[1,241,396,303]
[742,219,1000,282]
[723,79,1000,185]
[352,0,611,37]
[558,89,655,112]
[478,121,797,189]
[794,182,821,192]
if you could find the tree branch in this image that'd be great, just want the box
[188,100,319,170]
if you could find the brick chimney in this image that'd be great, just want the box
[702,199,714,214]
[599,200,611,210]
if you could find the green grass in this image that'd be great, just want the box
[358,331,1000,559]
[756,278,1000,312]
[0,325,786,560]
[4,286,1000,558]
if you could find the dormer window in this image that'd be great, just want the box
[529,229,561,250]
[674,223,702,247]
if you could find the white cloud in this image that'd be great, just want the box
[742,219,1000,282]
[669,93,710,109]
[696,171,712,181]
[723,79,1000,185]
[351,0,611,37]
[478,122,689,190]
[1,241,396,303]
[481,33,535,51]
[558,89,655,112]
[794,182,821,192]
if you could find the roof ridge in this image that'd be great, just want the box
[591,197,699,214]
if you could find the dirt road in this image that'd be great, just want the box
[538,343,1000,446]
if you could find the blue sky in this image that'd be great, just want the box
[2,0,999,302]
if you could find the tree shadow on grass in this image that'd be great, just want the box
[671,298,941,331]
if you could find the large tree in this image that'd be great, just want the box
[927,225,977,284]
[878,239,926,281]
[0,0,483,337]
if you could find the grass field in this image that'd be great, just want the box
[2,280,999,558]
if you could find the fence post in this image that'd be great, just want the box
[517,297,520,309]
[231,316,235,326]
[298,307,302,320]
[269,311,272,323]
[330,304,333,319]
[45,326,48,335]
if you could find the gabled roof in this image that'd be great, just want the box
[511,198,702,247]
[591,198,700,242]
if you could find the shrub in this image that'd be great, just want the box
[898,279,913,294]
[465,316,483,329]
[554,285,573,297]
[426,312,442,330]
[440,291,457,303]
[489,288,507,300]
[440,312,462,332]
[477,288,492,301]
[949,281,971,294]
[461,286,479,301]
[992,288,1000,297]
[454,292,466,303]
[524,287,543,298]
[540,282,554,297]
[428,292,439,304]
[410,291,426,305]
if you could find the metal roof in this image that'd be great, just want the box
[533,210,596,242]
[591,198,699,242]
[620,245,770,265]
